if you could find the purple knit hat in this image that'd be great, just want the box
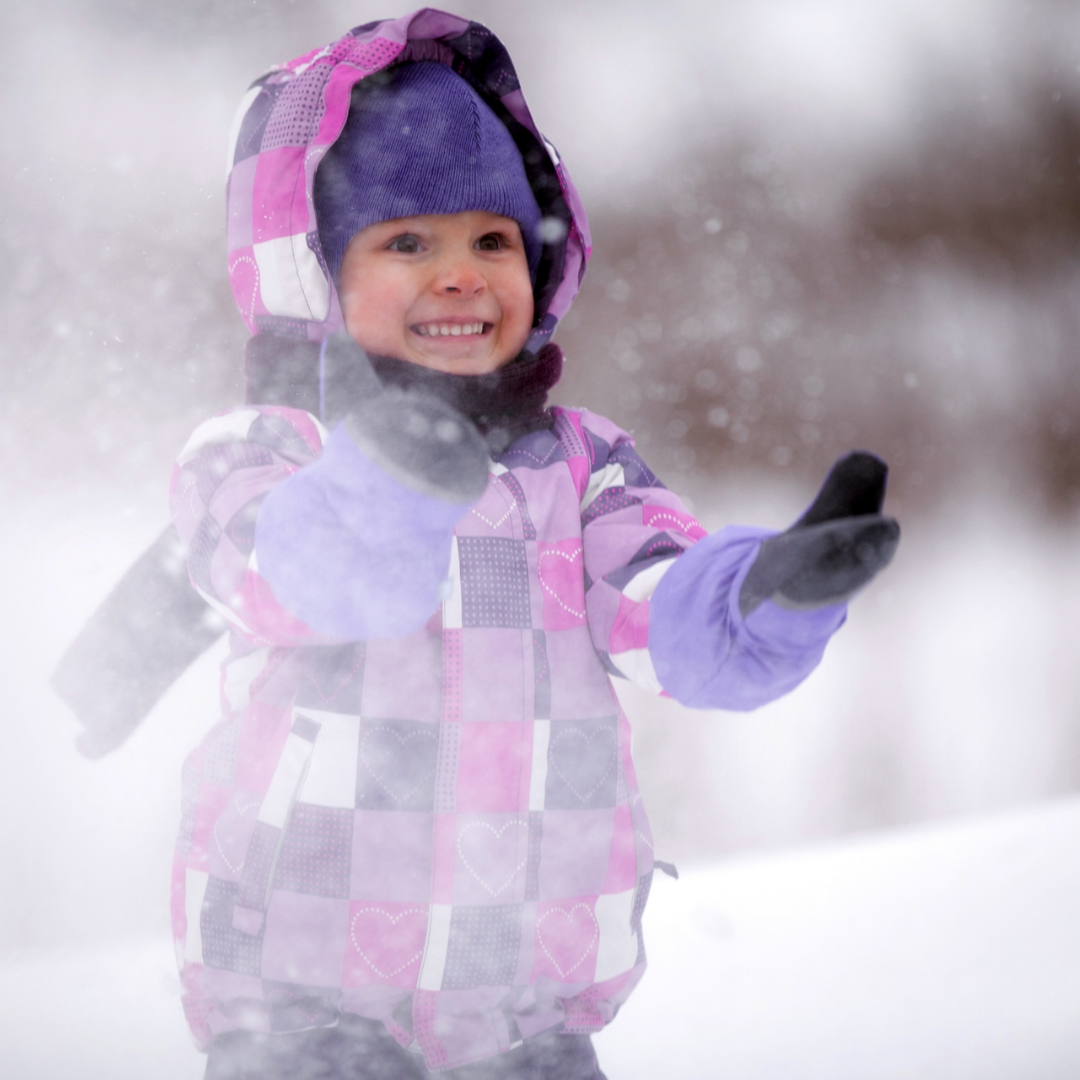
[314,61,543,286]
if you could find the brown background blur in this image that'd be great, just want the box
[3,0,1080,950]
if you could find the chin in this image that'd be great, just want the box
[414,354,503,375]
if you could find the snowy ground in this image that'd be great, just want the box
[2,797,1078,1080]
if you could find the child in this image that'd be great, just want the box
[169,10,898,1079]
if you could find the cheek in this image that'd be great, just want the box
[340,279,402,342]
[497,273,535,333]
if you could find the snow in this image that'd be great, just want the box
[2,798,1077,1079]
[595,798,1080,1079]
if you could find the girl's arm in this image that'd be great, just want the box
[575,411,892,711]
[172,338,489,645]
[169,405,332,646]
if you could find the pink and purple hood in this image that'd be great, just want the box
[225,9,591,354]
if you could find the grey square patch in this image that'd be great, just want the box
[201,877,263,976]
[294,643,366,714]
[355,719,439,811]
[458,537,531,628]
[525,812,543,901]
[442,905,522,990]
[545,717,619,810]
[237,821,279,909]
[273,803,353,897]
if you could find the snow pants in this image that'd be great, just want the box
[204,1016,608,1080]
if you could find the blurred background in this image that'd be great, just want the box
[2,0,1080,1072]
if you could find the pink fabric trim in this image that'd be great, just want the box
[609,594,650,654]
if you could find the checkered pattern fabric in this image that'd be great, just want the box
[224,9,590,355]
[170,404,702,1069]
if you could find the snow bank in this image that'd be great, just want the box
[596,797,1080,1079]
[2,798,1077,1079]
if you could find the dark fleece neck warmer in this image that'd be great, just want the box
[244,335,563,456]
[368,344,563,454]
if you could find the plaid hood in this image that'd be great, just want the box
[225,9,591,354]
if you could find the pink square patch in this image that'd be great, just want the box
[537,540,586,630]
[251,146,309,243]
[642,504,706,542]
[533,898,599,985]
[343,901,428,988]
[456,723,529,813]
[228,246,264,332]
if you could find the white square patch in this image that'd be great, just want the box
[593,888,639,982]
[297,709,361,808]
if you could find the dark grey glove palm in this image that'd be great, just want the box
[739,452,900,616]
[321,333,489,503]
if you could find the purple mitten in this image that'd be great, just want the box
[255,337,490,640]
[256,423,482,639]
[650,451,898,711]
[649,526,846,711]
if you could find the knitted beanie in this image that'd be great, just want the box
[314,61,543,286]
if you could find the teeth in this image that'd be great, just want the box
[416,322,485,337]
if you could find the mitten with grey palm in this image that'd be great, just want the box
[738,452,899,616]
[649,451,899,712]
[255,334,490,640]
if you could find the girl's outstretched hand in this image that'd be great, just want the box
[738,452,900,616]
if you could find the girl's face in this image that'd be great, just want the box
[337,210,534,375]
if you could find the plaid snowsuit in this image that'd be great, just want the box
[171,402,704,1068]
[170,10,844,1070]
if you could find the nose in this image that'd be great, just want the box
[432,253,487,298]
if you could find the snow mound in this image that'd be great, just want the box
[3,798,1078,1079]
[596,797,1080,1079]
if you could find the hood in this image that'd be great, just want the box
[225,9,591,354]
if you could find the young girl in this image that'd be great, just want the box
[169,10,898,1078]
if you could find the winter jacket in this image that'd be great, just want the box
[170,11,844,1070]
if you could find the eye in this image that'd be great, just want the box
[474,232,508,252]
[387,233,422,254]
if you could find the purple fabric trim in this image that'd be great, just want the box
[254,423,476,639]
[648,526,846,711]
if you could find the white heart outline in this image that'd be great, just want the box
[537,543,586,619]
[349,906,428,978]
[550,725,617,804]
[359,724,438,806]
[537,904,599,978]
[212,795,261,875]
[507,439,561,468]
[642,509,699,538]
[456,819,527,898]
[469,505,514,530]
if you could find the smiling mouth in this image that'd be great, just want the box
[411,321,490,338]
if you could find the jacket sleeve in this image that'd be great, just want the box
[169,405,330,646]
[572,410,846,711]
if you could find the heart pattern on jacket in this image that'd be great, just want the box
[551,726,617,804]
[457,820,527,898]
[537,904,599,979]
[359,724,438,806]
[211,795,260,876]
[349,906,428,979]
[537,543,586,620]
